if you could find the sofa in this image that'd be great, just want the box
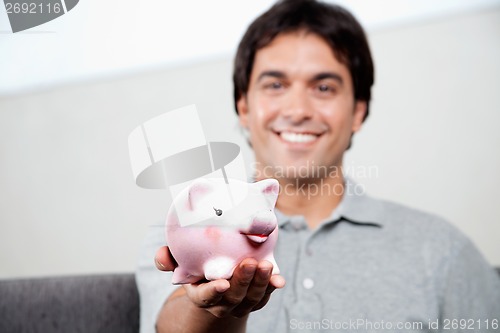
[0,274,139,333]
[1,269,500,333]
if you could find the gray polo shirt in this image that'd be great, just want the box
[136,179,500,332]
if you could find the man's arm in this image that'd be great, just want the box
[154,247,285,333]
[439,235,500,327]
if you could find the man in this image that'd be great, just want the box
[137,1,500,332]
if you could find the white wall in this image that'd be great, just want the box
[0,7,499,278]
[1,0,499,95]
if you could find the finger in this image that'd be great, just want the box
[247,275,286,311]
[154,246,177,271]
[252,273,285,312]
[223,258,258,307]
[269,274,286,289]
[185,279,230,308]
[251,292,272,312]
[244,261,273,302]
[231,260,273,317]
[248,274,286,312]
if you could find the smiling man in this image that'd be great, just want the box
[237,30,367,229]
[137,1,500,333]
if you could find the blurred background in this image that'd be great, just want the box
[1,0,499,278]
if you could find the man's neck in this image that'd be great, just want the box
[274,174,344,229]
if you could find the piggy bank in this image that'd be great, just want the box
[165,178,280,284]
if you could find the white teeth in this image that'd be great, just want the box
[280,132,318,143]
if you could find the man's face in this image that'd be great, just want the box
[237,31,366,182]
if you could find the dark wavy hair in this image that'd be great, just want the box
[233,0,374,121]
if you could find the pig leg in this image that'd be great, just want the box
[204,257,236,280]
[172,266,201,284]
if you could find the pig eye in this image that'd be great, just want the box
[213,207,223,216]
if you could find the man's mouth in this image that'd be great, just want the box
[274,131,322,144]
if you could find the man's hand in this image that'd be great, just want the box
[154,246,285,319]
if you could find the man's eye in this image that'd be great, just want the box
[314,83,337,96]
[318,84,331,92]
[265,81,284,90]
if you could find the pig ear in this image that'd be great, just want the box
[255,178,279,207]
[187,178,213,211]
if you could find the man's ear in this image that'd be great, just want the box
[352,101,367,133]
[237,96,249,128]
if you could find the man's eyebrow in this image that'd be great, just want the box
[256,70,286,82]
[312,72,343,85]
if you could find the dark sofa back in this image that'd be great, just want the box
[0,274,139,333]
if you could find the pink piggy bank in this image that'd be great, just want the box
[165,178,280,284]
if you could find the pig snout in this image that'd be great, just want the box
[241,210,277,243]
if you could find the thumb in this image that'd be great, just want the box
[154,246,177,271]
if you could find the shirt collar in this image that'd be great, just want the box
[275,177,385,228]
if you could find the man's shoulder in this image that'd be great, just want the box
[356,194,500,316]
[345,189,450,229]
[361,193,470,249]
[368,195,446,225]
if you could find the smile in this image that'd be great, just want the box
[278,131,321,144]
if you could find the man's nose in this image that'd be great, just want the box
[281,87,313,122]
